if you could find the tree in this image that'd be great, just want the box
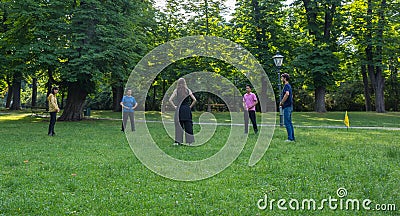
[31,0,67,97]
[343,0,399,112]
[365,0,387,113]
[384,0,400,111]
[149,0,234,111]
[2,0,37,110]
[0,1,12,108]
[294,0,343,112]
[106,1,156,112]
[232,0,293,112]
[58,0,155,120]
[1,0,66,110]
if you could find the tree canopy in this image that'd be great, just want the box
[0,0,399,118]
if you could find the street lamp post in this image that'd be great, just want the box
[273,52,284,127]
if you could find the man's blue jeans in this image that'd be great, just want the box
[283,106,295,141]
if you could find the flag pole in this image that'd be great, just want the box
[344,111,350,131]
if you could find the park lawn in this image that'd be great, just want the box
[0,112,399,215]
[3,108,399,127]
[89,110,400,128]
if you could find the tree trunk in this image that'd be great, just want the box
[152,84,157,111]
[252,0,262,42]
[366,49,376,97]
[259,75,268,113]
[46,67,55,95]
[302,0,318,37]
[303,0,336,113]
[374,68,385,113]
[392,66,399,111]
[10,73,22,110]
[394,67,399,111]
[31,77,37,107]
[60,91,65,109]
[251,0,270,113]
[366,0,375,95]
[45,67,55,110]
[314,86,326,112]
[112,85,123,112]
[5,80,12,108]
[361,64,372,111]
[323,4,336,42]
[205,0,209,36]
[162,79,166,100]
[373,0,386,113]
[58,83,88,121]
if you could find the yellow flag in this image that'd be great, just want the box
[344,111,350,128]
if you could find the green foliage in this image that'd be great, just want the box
[1,0,400,112]
[232,0,289,67]
[330,81,365,111]
[85,83,113,110]
[385,70,400,111]
[184,0,229,36]
[339,0,400,112]
[293,45,339,89]
[292,87,314,111]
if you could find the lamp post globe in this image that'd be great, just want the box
[272,52,284,127]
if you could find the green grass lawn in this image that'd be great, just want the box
[0,111,399,215]
[87,110,400,127]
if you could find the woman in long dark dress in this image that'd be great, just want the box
[169,78,197,145]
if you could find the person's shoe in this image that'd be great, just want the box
[285,139,294,142]
[173,142,180,146]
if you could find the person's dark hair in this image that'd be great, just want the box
[281,73,290,81]
[245,84,252,89]
[125,88,132,93]
[51,86,59,94]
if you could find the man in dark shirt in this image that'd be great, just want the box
[279,73,295,142]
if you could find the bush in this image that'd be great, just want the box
[293,88,314,112]
[330,81,365,111]
[85,88,113,110]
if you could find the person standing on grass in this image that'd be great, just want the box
[120,89,138,132]
[169,78,197,146]
[279,73,295,142]
[47,86,60,136]
[243,84,258,134]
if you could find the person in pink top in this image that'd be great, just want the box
[243,84,258,134]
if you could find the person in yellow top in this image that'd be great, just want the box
[47,86,60,136]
